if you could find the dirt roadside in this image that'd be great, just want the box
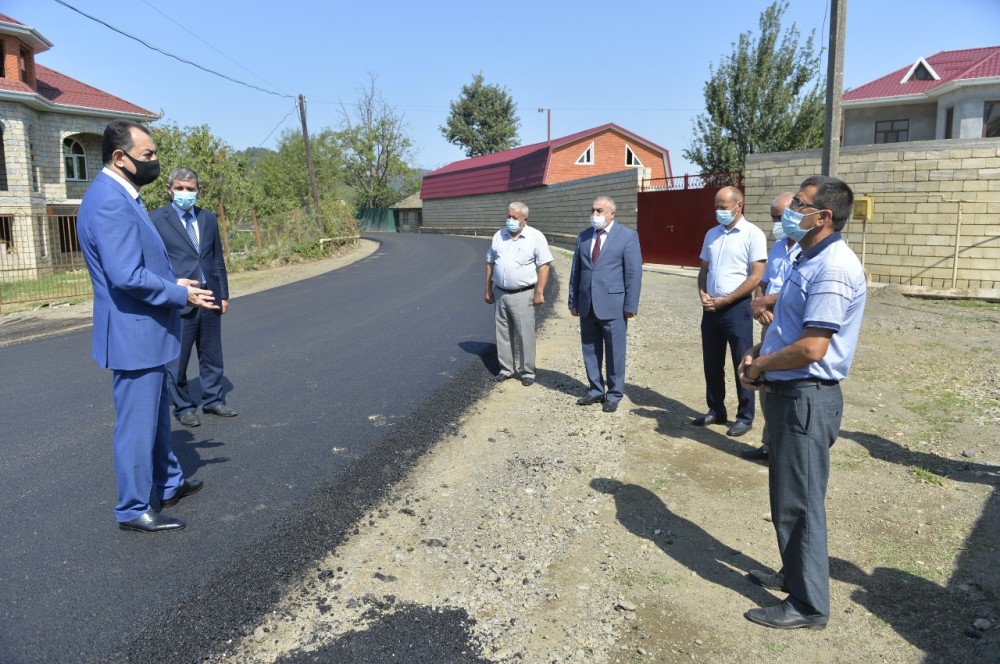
[207,249,997,664]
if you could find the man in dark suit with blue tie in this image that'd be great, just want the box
[150,168,235,427]
[568,196,643,412]
[78,121,217,533]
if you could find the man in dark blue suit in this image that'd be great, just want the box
[150,168,235,427]
[78,121,217,533]
[568,196,643,412]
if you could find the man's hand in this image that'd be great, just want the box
[221,299,229,315]
[755,310,774,325]
[624,311,636,319]
[570,307,580,317]
[532,291,545,306]
[738,343,763,390]
[178,278,218,310]
[484,289,495,304]
[700,291,717,312]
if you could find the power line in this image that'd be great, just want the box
[257,102,299,147]
[52,0,294,99]
[137,0,279,90]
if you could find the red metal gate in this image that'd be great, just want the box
[638,173,743,267]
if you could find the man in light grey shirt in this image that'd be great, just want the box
[485,201,553,386]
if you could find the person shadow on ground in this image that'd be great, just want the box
[626,382,763,460]
[590,477,775,606]
[169,428,229,477]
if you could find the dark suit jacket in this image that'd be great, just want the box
[568,222,643,320]
[77,171,188,370]
[149,204,229,314]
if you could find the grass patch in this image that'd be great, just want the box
[613,569,676,588]
[952,299,1000,310]
[652,477,670,491]
[766,642,786,656]
[0,270,92,313]
[912,467,944,486]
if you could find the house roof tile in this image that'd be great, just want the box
[5,63,157,117]
[844,46,1000,102]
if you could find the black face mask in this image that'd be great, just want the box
[120,151,161,188]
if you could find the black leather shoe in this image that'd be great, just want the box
[691,412,726,426]
[161,479,204,508]
[727,421,752,437]
[602,400,619,412]
[741,447,769,460]
[521,377,535,386]
[745,601,827,630]
[494,373,513,382]
[178,412,201,427]
[204,404,237,417]
[119,510,186,533]
[748,569,790,593]
[577,394,605,406]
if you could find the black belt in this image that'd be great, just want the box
[495,284,535,293]
[760,378,839,395]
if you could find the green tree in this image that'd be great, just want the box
[441,73,520,157]
[684,0,825,175]
[146,122,255,221]
[338,74,416,209]
[254,128,351,218]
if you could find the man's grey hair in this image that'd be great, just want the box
[167,167,200,188]
[594,196,616,213]
[508,201,529,218]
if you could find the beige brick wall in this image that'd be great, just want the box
[745,138,1000,291]
[422,169,642,245]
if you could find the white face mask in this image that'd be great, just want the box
[772,220,787,241]
[590,214,607,231]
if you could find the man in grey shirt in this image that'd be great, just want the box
[485,201,553,386]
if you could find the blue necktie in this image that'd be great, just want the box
[183,211,206,284]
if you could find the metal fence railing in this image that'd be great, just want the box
[0,213,91,312]
[642,171,743,192]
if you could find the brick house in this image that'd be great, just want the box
[842,46,1000,146]
[421,123,671,201]
[0,13,156,276]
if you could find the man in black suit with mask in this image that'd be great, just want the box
[150,167,235,427]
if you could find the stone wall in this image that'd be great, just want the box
[421,169,643,245]
[745,137,1000,292]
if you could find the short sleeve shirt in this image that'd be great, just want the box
[699,218,768,297]
[487,225,553,290]
[760,233,867,381]
[762,239,801,296]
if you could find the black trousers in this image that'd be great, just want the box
[700,297,755,423]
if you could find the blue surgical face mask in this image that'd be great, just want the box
[590,214,607,231]
[173,190,197,210]
[772,220,787,242]
[715,206,736,226]
[506,217,522,233]
[780,207,819,242]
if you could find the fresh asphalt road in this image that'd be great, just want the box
[0,233,546,663]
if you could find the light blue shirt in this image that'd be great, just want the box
[761,232,867,382]
[487,225,553,290]
[699,218,767,297]
[173,202,200,245]
[762,239,801,296]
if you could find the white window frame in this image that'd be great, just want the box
[63,137,88,181]
[625,144,643,167]
[575,142,594,165]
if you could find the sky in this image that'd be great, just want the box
[6,0,1000,176]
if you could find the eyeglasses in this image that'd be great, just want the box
[789,197,821,212]
[591,207,605,213]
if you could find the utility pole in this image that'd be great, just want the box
[821,0,847,177]
[538,107,551,143]
[298,94,322,214]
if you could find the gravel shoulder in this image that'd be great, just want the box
[215,250,1000,663]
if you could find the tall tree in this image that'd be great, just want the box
[146,122,254,219]
[441,73,520,157]
[254,128,351,219]
[338,74,416,209]
[684,1,825,175]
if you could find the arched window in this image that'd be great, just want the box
[64,137,87,181]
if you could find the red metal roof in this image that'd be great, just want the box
[421,123,669,200]
[844,46,1000,102]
